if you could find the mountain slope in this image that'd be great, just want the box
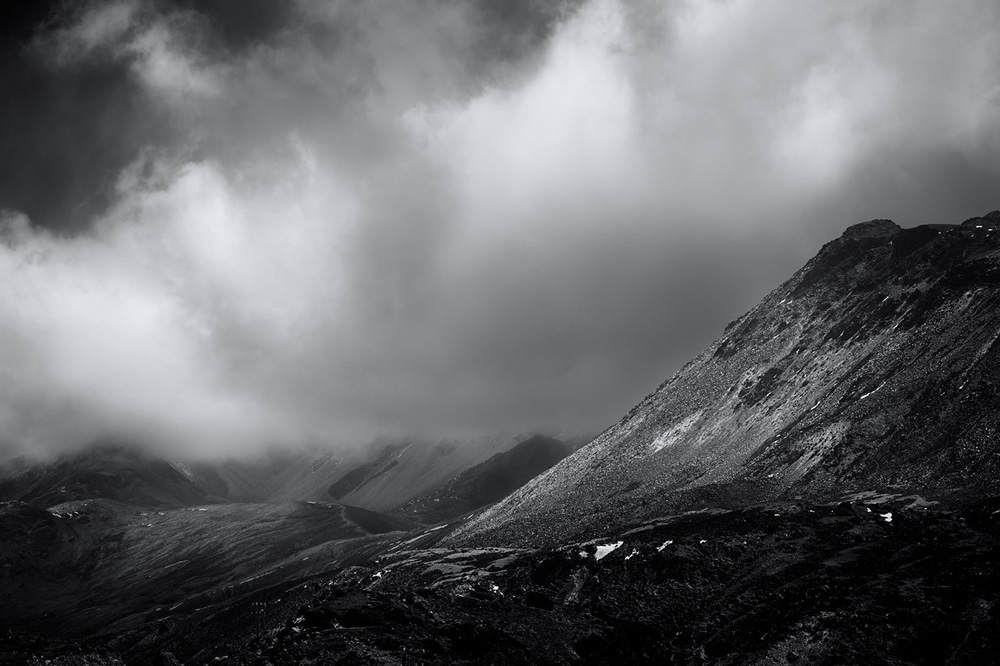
[0,497,417,638]
[398,434,575,522]
[3,214,1000,665]
[452,211,1000,547]
[323,435,556,514]
[0,445,224,507]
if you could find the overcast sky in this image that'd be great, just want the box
[1,0,998,459]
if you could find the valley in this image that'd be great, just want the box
[3,213,1000,664]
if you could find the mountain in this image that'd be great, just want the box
[4,213,1000,665]
[323,435,525,513]
[0,445,226,507]
[0,434,551,516]
[452,211,1000,547]
[398,434,576,522]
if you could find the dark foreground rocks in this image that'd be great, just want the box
[4,493,998,665]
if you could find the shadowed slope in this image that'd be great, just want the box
[0,498,417,638]
[399,434,575,522]
[0,445,223,507]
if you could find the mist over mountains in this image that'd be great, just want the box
[3,212,1000,664]
[3,2,1000,662]
[3,0,1000,460]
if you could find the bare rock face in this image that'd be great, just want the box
[452,212,1000,547]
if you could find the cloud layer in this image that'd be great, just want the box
[1,0,999,458]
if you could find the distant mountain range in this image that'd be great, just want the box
[0,432,582,521]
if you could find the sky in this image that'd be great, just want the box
[0,0,998,460]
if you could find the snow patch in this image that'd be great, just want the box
[859,381,886,400]
[594,541,623,561]
[879,512,893,523]
[656,540,674,552]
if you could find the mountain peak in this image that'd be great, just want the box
[841,218,900,240]
[961,209,1000,226]
[451,209,1000,547]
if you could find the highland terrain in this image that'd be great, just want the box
[3,213,1000,665]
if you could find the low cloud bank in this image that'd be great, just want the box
[1,0,998,459]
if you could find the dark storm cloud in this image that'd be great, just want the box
[1,0,998,459]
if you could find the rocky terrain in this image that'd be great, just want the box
[452,211,1000,547]
[3,212,1000,664]
[3,492,998,665]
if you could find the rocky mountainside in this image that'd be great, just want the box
[3,213,1000,665]
[452,211,1000,547]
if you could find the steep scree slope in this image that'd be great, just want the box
[452,211,1000,547]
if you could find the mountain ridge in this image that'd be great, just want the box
[450,211,1000,547]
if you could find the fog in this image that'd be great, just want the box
[1,0,998,459]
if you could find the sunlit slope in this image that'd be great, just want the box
[453,211,1000,546]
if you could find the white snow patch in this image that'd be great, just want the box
[699,539,707,545]
[879,512,893,523]
[656,540,674,552]
[859,381,886,400]
[594,541,623,561]
[624,549,639,561]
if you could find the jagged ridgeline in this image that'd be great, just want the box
[454,211,1000,547]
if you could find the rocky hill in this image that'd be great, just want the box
[452,211,1000,547]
